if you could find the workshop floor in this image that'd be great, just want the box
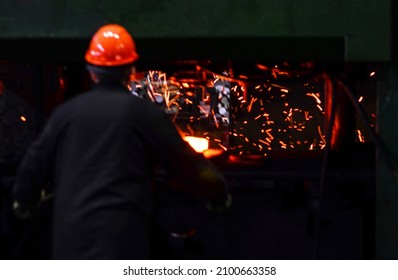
[1,177,373,260]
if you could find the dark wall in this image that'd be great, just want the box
[0,0,390,61]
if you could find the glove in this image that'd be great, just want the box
[12,201,34,220]
[206,192,233,212]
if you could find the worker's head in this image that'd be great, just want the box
[85,24,139,85]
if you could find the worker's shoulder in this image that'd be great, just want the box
[51,89,165,120]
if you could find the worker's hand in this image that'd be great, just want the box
[206,192,233,212]
[12,201,34,220]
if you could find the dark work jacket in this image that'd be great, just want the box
[13,84,227,260]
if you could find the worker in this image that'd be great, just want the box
[12,24,231,260]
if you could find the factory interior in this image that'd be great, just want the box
[0,0,397,260]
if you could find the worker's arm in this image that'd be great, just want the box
[13,116,58,218]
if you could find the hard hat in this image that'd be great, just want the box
[85,24,139,66]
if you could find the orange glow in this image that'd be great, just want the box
[184,136,209,153]
[20,116,27,122]
[203,148,224,158]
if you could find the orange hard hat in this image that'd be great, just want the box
[85,24,139,66]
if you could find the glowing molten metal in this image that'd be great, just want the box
[184,136,209,153]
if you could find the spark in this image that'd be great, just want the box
[357,129,365,143]
[256,64,269,71]
[212,110,219,128]
[265,129,274,139]
[370,71,376,77]
[306,92,322,104]
[317,126,326,144]
[280,88,289,93]
[247,97,257,113]
[218,144,228,151]
[316,104,323,112]
[270,83,291,91]
[20,116,27,122]
[304,111,311,120]
[197,105,209,117]
[259,139,270,146]
[358,96,363,103]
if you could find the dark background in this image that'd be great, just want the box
[0,0,397,259]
